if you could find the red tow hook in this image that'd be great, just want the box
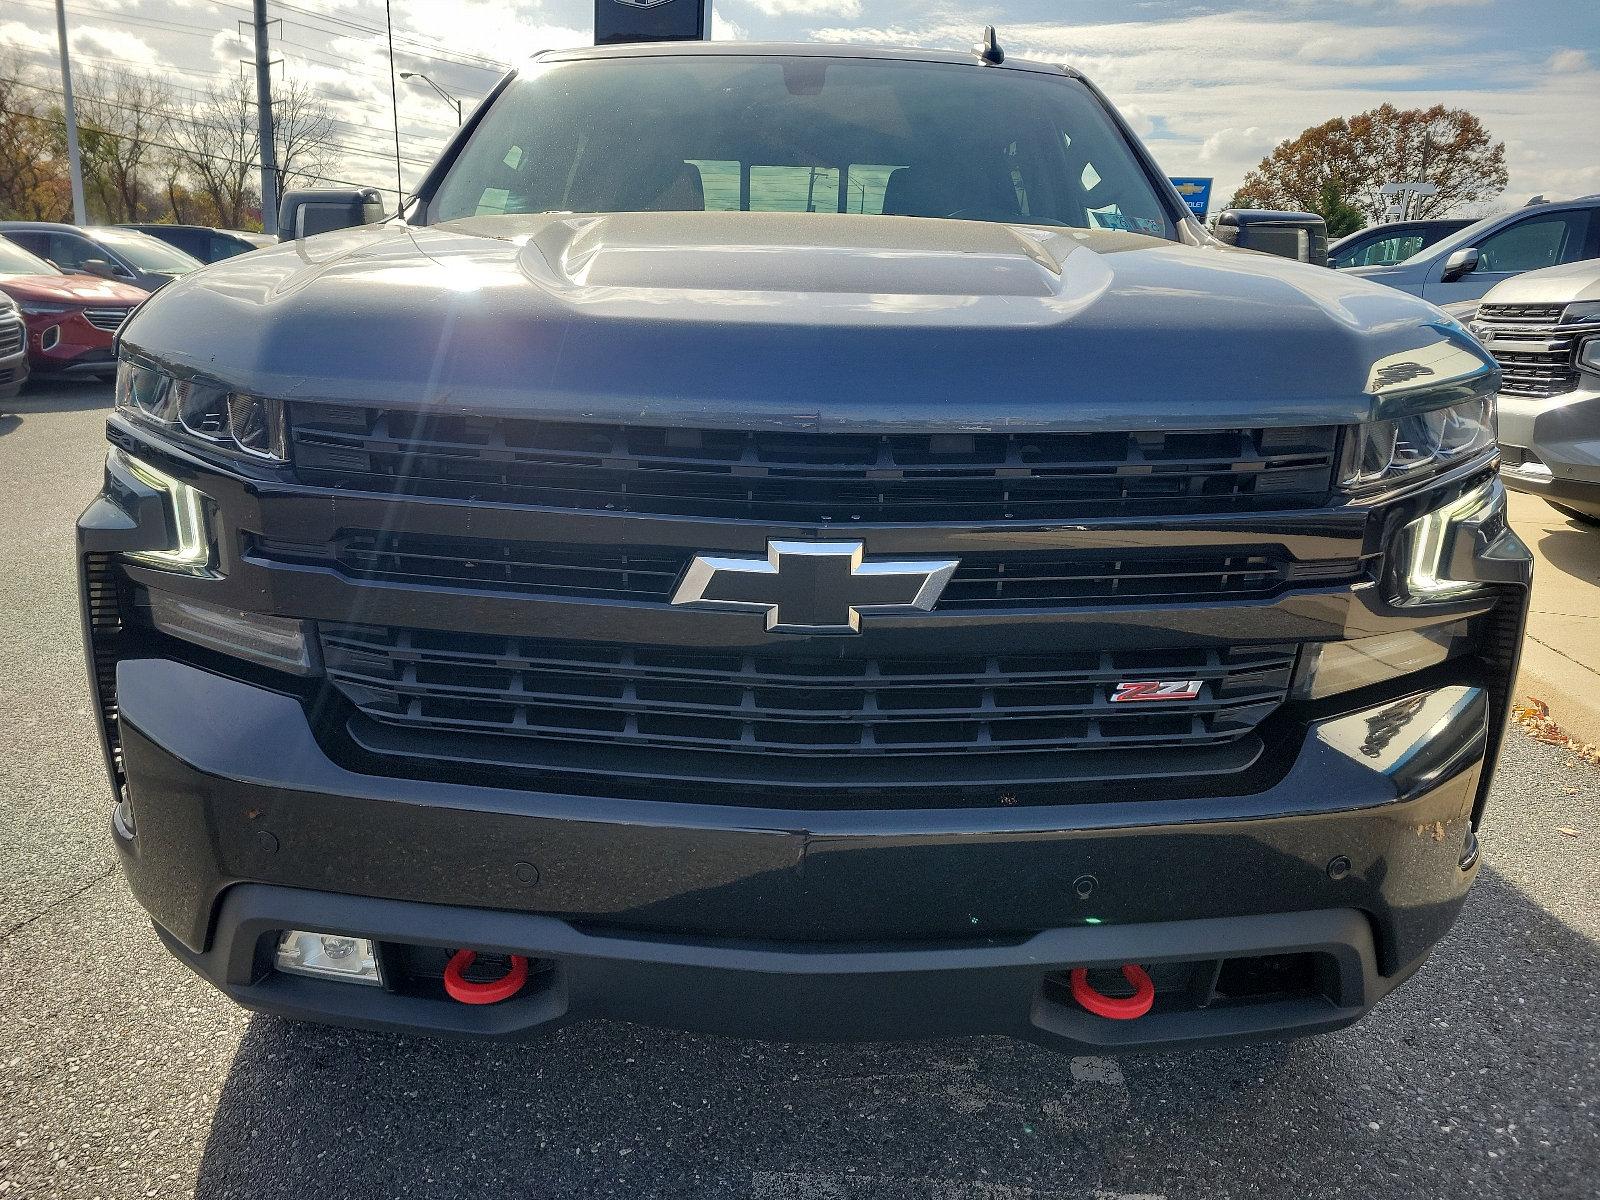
[1069,963,1155,1020]
[443,949,530,1005]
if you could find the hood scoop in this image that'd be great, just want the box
[507,211,1071,298]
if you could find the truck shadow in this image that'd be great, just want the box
[190,862,1597,1199]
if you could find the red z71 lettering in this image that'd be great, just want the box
[1111,680,1205,702]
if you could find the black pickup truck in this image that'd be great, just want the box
[80,40,1530,1051]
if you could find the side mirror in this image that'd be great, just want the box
[80,258,119,279]
[1441,247,1480,283]
[1213,209,1330,266]
[278,188,387,240]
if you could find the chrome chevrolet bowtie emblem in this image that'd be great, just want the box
[671,541,959,634]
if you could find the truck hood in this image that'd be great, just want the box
[1479,260,1600,307]
[122,211,1489,432]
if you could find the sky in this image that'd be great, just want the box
[2,0,1597,215]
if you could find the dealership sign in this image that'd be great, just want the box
[1169,177,1214,222]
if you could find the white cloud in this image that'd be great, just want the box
[73,27,160,68]
[812,10,1598,209]
[1547,48,1589,74]
[745,0,862,17]
[0,20,54,56]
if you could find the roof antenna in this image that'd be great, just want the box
[974,25,1004,66]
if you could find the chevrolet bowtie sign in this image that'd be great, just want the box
[595,0,710,43]
[671,541,959,634]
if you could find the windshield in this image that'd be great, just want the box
[0,235,59,277]
[93,228,202,274]
[430,56,1177,238]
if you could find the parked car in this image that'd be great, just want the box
[1328,219,1475,270]
[0,290,27,400]
[0,235,145,377]
[1470,261,1600,525]
[0,222,202,292]
[81,38,1529,1053]
[1347,195,1600,304]
[116,224,275,264]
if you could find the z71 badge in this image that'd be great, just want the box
[1110,680,1206,703]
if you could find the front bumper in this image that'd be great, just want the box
[1499,379,1600,516]
[80,416,1532,1049]
[24,310,118,374]
[114,654,1493,1050]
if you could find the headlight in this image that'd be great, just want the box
[115,359,287,464]
[17,300,73,315]
[1341,396,1496,489]
[1562,301,1600,326]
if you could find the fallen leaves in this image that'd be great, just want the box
[1511,696,1600,764]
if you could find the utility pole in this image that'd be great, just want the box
[252,0,279,236]
[54,0,87,224]
[385,0,403,210]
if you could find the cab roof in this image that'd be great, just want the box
[532,40,1079,80]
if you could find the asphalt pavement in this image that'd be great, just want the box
[1,380,1596,1200]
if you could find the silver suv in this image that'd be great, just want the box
[1349,196,1600,306]
[1473,261,1600,522]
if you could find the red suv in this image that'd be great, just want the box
[0,235,147,378]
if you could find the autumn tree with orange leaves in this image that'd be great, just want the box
[1228,104,1508,228]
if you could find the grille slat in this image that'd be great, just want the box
[0,315,23,357]
[258,532,1349,610]
[288,410,1339,522]
[82,307,131,332]
[1476,304,1583,398]
[322,624,1295,760]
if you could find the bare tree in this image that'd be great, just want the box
[172,77,260,229]
[72,67,172,221]
[273,76,338,200]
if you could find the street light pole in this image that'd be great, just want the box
[54,0,87,224]
[399,71,463,126]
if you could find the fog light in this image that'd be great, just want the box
[1294,623,1472,699]
[275,931,383,985]
[146,591,317,675]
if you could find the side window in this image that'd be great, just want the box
[47,233,96,271]
[210,235,246,259]
[6,231,49,259]
[1476,212,1591,273]
[687,160,741,212]
[843,165,900,215]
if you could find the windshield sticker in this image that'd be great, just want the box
[1090,209,1131,231]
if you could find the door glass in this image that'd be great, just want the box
[47,234,96,271]
[1476,213,1590,273]
[1351,234,1424,267]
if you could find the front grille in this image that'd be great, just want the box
[322,623,1296,760]
[1475,304,1581,398]
[0,315,23,357]
[288,407,1340,522]
[257,531,1358,610]
[82,307,130,332]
